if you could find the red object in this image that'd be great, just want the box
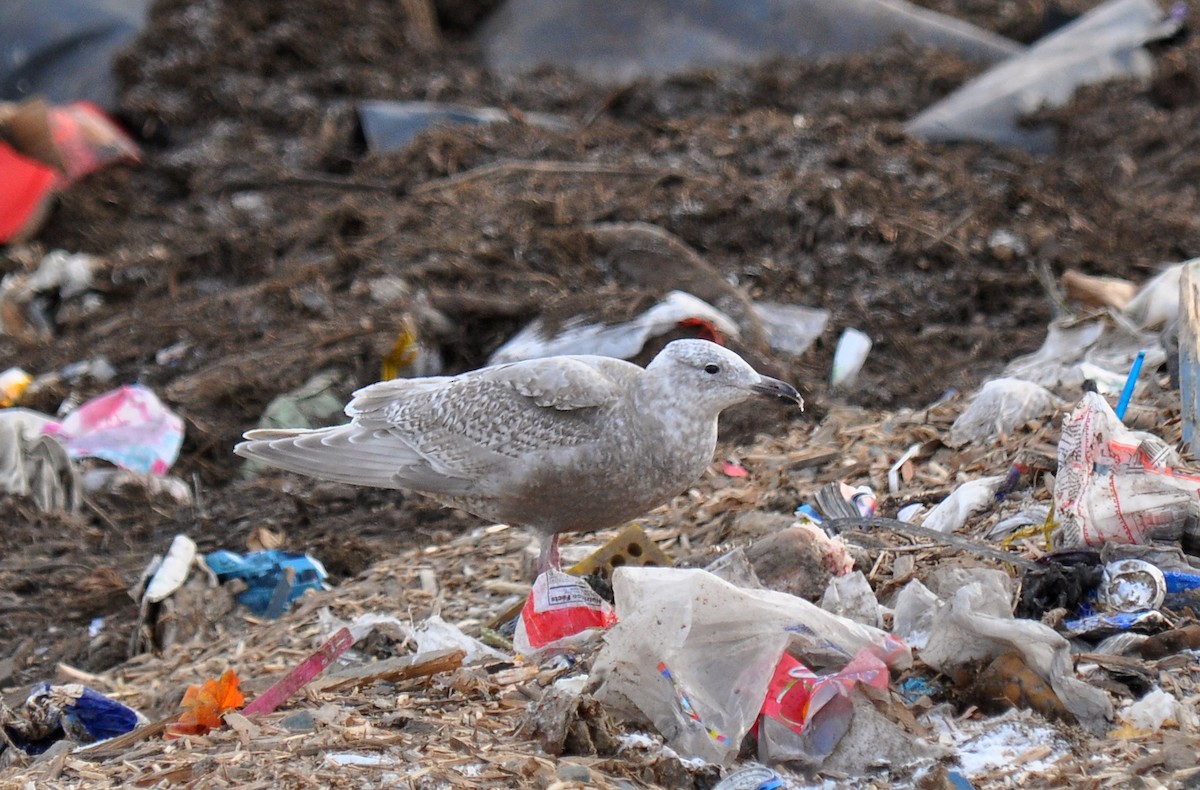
[0,141,58,243]
[722,460,749,478]
[758,648,889,736]
[677,317,726,345]
[243,627,354,716]
[48,101,141,181]
[519,570,617,649]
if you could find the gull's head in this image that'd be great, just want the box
[647,339,803,414]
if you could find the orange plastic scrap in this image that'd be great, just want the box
[165,668,245,739]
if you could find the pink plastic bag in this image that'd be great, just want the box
[43,385,183,475]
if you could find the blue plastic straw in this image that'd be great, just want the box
[1115,350,1146,421]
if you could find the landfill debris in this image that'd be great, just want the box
[948,378,1062,448]
[920,475,1006,534]
[1098,558,1167,613]
[928,708,1072,782]
[1113,350,1146,420]
[516,680,622,758]
[357,100,569,153]
[0,407,81,512]
[0,1,149,108]
[403,615,507,663]
[813,480,877,520]
[566,523,672,581]
[0,249,103,337]
[514,569,617,659]
[1,683,145,754]
[704,546,763,590]
[749,302,830,358]
[5,0,1200,785]
[967,650,1072,720]
[143,534,197,604]
[830,328,872,389]
[1062,269,1140,311]
[243,627,353,716]
[205,549,330,617]
[478,0,1021,84]
[80,467,193,504]
[1181,260,1200,453]
[1124,260,1192,330]
[2,99,141,179]
[0,140,57,244]
[129,533,237,655]
[892,568,1113,732]
[379,318,443,381]
[335,612,504,664]
[820,571,883,629]
[1054,390,1200,551]
[0,367,32,407]
[42,384,184,475]
[0,100,140,242]
[314,647,464,693]
[746,522,855,600]
[488,290,740,365]
[712,764,783,790]
[165,668,244,738]
[592,566,909,764]
[906,0,1182,152]
[1115,687,1196,734]
[1063,609,1167,639]
[1003,312,1165,397]
[1137,624,1200,659]
[756,648,890,766]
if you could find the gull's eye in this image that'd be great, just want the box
[704,364,720,375]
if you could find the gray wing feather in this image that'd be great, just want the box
[237,355,640,494]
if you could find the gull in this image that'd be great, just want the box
[235,339,801,571]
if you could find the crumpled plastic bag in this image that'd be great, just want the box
[44,383,184,474]
[488,290,739,365]
[905,0,1179,152]
[948,377,1062,447]
[919,474,1005,534]
[591,567,910,765]
[1123,260,1191,330]
[0,407,81,512]
[1055,391,1200,549]
[1003,313,1164,396]
[892,568,1112,733]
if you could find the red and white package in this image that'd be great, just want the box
[1055,392,1200,547]
[513,569,617,658]
[755,648,889,763]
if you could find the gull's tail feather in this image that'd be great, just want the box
[236,425,412,490]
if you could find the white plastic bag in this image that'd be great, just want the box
[591,567,909,764]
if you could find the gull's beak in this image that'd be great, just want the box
[752,375,803,409]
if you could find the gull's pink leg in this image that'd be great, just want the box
[537,533,561,574]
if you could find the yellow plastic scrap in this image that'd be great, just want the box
[485,524,672,631]
[566,523,672,581]
[0,367,32,407]
[1001,503,1057,552]
[381,320,419,381]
